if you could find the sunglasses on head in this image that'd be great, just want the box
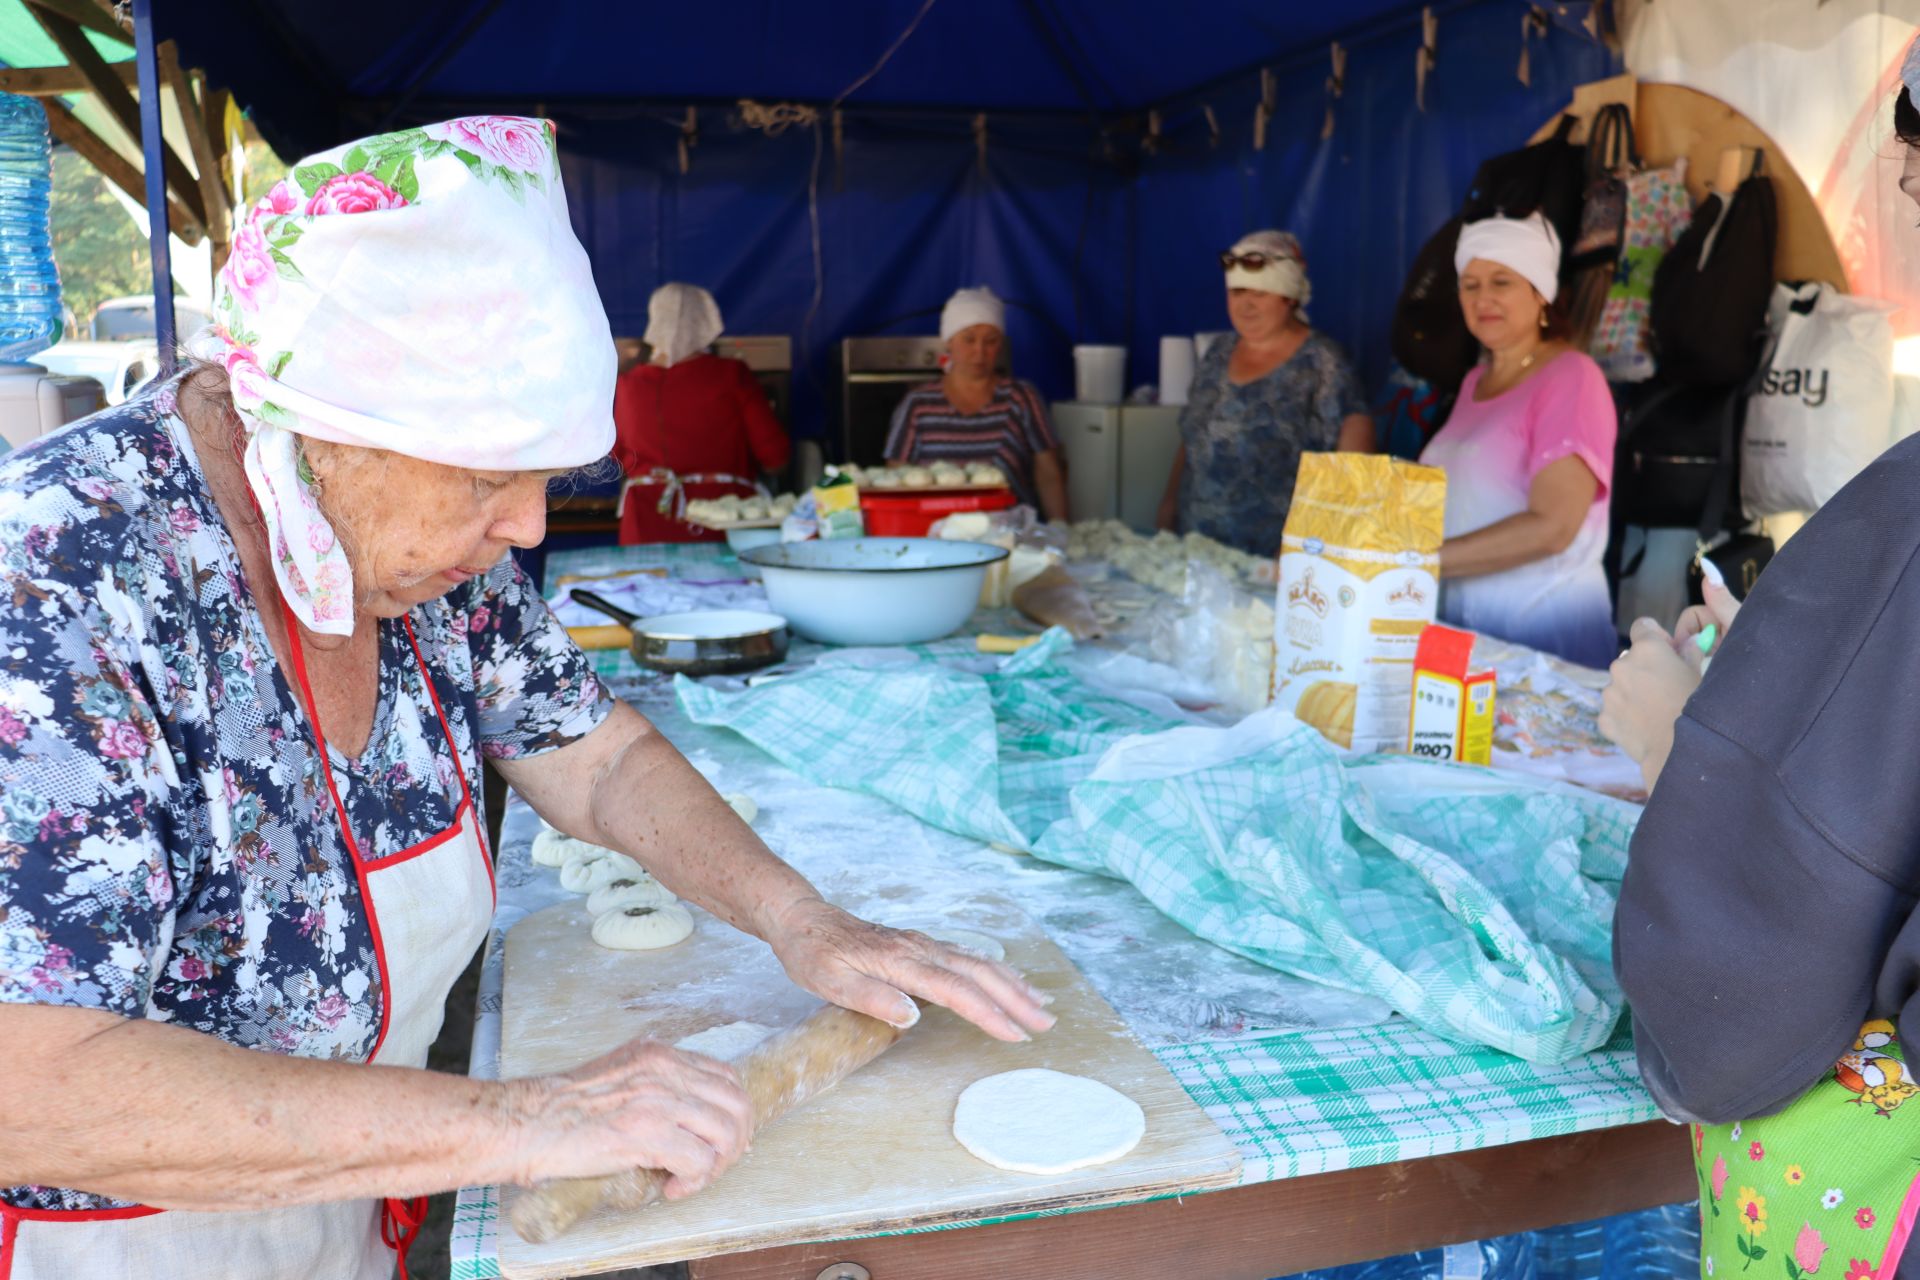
[1219,250,1295,272]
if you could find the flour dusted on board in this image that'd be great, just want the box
[1272,454,1445,752]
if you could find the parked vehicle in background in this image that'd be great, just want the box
[27,339,160,404]
[89,295,213,342]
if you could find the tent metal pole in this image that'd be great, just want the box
[132,0,176,374]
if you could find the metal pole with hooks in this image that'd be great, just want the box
[131,0,176,373]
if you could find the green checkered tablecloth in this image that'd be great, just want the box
[449,542,1663,1279]
[680,630,1632,1065]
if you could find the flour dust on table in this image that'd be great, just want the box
[674,1020,776,1061]
[591,902,696,950]
[952,1068,1146,1174]
[919,927,1008,963]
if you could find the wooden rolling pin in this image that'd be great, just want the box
[508,1003,912,1244]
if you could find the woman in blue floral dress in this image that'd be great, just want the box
[1156,231,1373,557]
[0,119,1052,1280]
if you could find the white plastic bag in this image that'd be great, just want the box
[1742,282,1895,517]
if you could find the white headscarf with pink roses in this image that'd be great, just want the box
[192,116,615,637]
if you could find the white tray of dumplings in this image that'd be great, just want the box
[683,492,797,531]
[850,460,1010,492]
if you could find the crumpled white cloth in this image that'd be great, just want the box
[196,115,615,635]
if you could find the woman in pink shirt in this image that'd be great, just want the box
[1421,213,1617,668]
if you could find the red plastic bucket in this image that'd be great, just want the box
[858,489,1017,537]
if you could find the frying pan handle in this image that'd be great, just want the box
[568,590,640,628]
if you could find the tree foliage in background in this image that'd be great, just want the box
[48,131,287,335]
[49,148,148,332]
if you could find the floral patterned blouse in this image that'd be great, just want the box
[1176,332,1367,558]
[0,385,612,1212]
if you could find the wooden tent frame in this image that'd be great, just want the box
[2,0,240,270]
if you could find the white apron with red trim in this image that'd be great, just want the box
[1,618,495,1280]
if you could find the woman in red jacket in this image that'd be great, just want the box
[612,283,790,543]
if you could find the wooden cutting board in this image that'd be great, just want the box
[495,886,1242,1278]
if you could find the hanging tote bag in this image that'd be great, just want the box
[1741,281,1896,517]
[1570,103,1635,268]
[1590,160,1693,383]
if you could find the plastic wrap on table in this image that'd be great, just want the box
[1471,637,1644,801]
[931,507,1061,607]
[1012,564,1105,639]
[1066,519,1275,597]
[1126,560,1275,716]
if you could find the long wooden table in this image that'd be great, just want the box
[452,540,1687,1279]
[689,1121,1693,1279]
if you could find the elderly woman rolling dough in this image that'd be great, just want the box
[0,118,1052,1279]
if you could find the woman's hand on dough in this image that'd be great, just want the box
[1598,617,1703,793]
[512,1038,754,1200]
[763,897,1056,1044]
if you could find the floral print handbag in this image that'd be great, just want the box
[1590,161,1693,384]
[1696,1021,1920,1279]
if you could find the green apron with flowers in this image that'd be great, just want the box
[1696,1021,1920,1280]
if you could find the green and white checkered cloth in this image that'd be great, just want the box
[679,634,1635,1064]
[1161,1018,1656,1183]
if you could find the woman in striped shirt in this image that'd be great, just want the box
[882,286,1069,520]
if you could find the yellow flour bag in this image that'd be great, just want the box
[1273,454,1446,752]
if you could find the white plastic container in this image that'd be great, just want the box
[738,537,1008,645]
[1195,331,1232,361]
[1158,336,1196,405]
[1073,345,1127,404]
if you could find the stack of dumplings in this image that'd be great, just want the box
[531,823,694,951]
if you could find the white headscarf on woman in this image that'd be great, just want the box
[1454,212,1563,305]
[940,286,1007,341]
[1224,230,1311,316]
[643,283,725,368]
[194,115,614,638]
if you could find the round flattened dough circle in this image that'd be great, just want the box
[900,465,934,488]
[586,875,673,915]
[591,902,695,951]
[952,1069,1145,1174]
[921,927,1006,963]
[532,830,606,868]
[560,850,644,895]
[675,1020,774,1061]
[723,792,758,824]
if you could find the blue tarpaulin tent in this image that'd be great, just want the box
[155,0,1619,443]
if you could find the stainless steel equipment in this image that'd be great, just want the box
[836,335,1009,465]
[1053,402,1183,533]
[716,335,794,428]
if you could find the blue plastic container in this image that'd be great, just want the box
[0,92,62,362]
